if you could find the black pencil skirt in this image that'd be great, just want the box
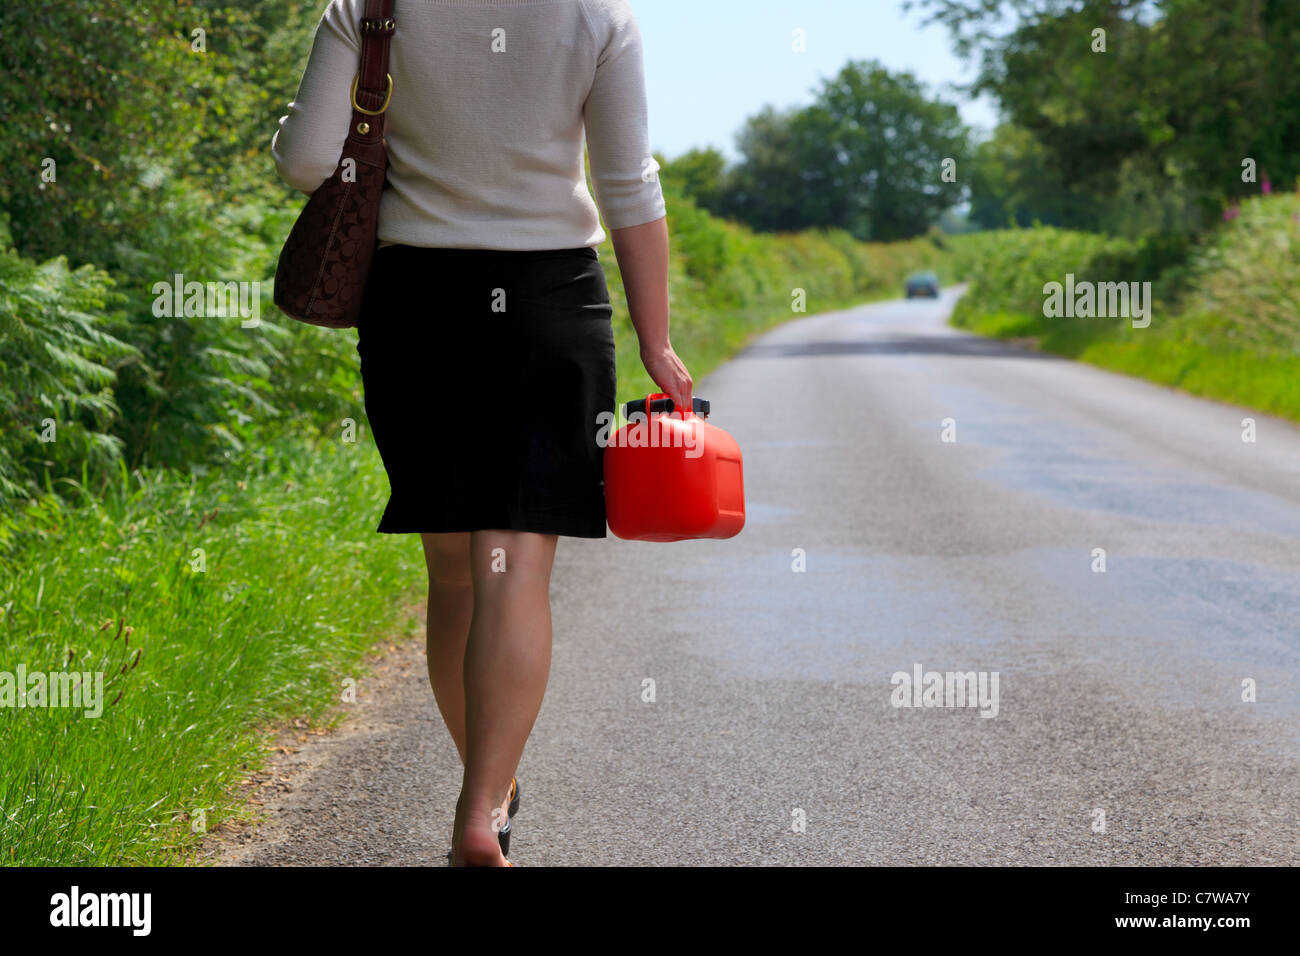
[355,244,616,538]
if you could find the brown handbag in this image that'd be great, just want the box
[273,0,396,329]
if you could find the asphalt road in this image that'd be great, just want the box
[222,288,1300,866]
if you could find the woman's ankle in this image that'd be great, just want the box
[452,794,509,866]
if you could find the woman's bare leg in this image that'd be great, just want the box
[451,529,558,866]
[420,533,473,763]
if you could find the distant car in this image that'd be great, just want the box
[905,271,940,299]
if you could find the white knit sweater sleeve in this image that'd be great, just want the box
[579,0,666,230]
[271,0,363,194]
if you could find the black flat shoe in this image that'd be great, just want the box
[497,817,512,857]
[499,777,520,855]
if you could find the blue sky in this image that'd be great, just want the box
[634,0,1001,162]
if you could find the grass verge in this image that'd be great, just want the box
[0,442,424,864]
[947,202,1300,422]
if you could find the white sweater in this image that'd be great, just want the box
[272,0,666,250]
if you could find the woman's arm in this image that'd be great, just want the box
[271,0,362,194]
[610,217,692,411]
[583,0,692,409]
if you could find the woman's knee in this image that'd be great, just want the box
[422,532,473,590]
[469,530,557,588]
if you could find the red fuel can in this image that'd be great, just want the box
[603,393,745,542]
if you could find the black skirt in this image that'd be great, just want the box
[356,244,616,538]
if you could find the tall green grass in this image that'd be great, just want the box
[0,442,423,864]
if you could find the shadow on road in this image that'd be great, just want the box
[740,334,1059,361]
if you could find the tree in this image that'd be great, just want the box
[720,106,849,234]
[816,61,970,240]
[968,124,1103,229]
[717,61,969,240]
[909,0,1300,233]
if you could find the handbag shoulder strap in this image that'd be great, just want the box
[350,0,396,144]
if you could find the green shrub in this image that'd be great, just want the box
[0,222,133,500]
[1185,192,1300,352]
[947,226,1140,336]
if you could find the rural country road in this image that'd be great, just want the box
[220,288,1300,866]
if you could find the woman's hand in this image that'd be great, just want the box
[640,341,693,413]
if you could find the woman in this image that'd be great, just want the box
[271,0,690,866]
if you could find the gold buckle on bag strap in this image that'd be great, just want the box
[351,73,393,116]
